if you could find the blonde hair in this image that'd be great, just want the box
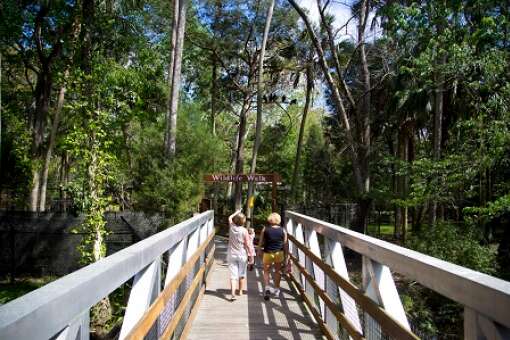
[267,212,281,225]
[233,213,246,226]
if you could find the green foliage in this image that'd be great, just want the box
[404,223,498,335]
[0,106,32,202]
[464,194,510,220]
[300,122,352,206]
[407,224,497,275]
[132,103,228,223]
[0,277,56,304]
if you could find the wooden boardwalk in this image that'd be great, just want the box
[187,237,324,340]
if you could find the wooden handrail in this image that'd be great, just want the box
[288,234,419,340]
[289,254,365,340]
[159,248,215,339]
[125,231,215,339]
[179,257,216,340]
[286,271,335,340]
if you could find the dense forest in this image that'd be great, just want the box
[1,0,509,337]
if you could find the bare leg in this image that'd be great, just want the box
[274,262,282,289]
[230,279,237,300]
[263,263,272,289]
[239,277,246,295]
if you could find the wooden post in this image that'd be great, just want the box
[272,173,277,212]
[9,225,15,284]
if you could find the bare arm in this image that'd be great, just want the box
[283,229,289,262]
[258,227,265,254]
[228,209,242,225]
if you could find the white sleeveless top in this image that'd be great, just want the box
[228,224,248,259]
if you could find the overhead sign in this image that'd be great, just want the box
[203,173,282,183]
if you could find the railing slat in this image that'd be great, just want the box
[286,267,336,340]
[294,223,306,288]
[465,307,510,340]
[119,258,160,339]
[306,228,326,318]
[364,258,410,331]
[325,238,363,335]
[53,311,89,340]
[289,254,365,340]
[165,239,186,286]
[286,219,294,254]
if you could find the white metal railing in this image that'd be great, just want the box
[0,210,214,340]
[285,211,510,340]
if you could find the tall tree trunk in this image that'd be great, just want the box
[165,0,178,153]
[290,64,313,200]
[39,13,81,212]
[234,99,250,210]
[246,0,275,221]
[211,55,218,136]
[287,0,364,193]
[0,52,2,179]
[39,78,67,212]
[395,130,404,239]
[210,0,221,136]
[30,67,52,212]
[59,152,69,211]
[388,134,400,237]
[165,0,188,158]
[429,57,444,227]
[356,0,372,233]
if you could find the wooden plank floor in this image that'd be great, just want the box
[187,237,324,340]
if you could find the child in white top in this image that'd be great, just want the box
[227,210,253,301]
[247,227,256,271]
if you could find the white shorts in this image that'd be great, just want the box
[228,255,248,279]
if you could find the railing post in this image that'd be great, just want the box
[54,310,89,340]
[362,256,410,338]
[464,307,510,340]
[294,223,306,287]
[324,238,362,336]
[200,221,209,265]
[286,218,294,254]
[119,258,161,339]
[306,228,325,318]
[207,213,214,236]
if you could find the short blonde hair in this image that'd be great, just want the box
[233,213,246,226]
[267,212,281,225]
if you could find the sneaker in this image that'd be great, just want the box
[264,289,271,301]
[273,288,280,296]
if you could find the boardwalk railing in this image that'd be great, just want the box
[285,211,510,340]
[0,211,215,340]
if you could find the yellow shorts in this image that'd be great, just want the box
[263,251,284,265]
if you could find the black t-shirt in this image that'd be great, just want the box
[263,226,285,252]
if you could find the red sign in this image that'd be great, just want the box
[203,173,281,183]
